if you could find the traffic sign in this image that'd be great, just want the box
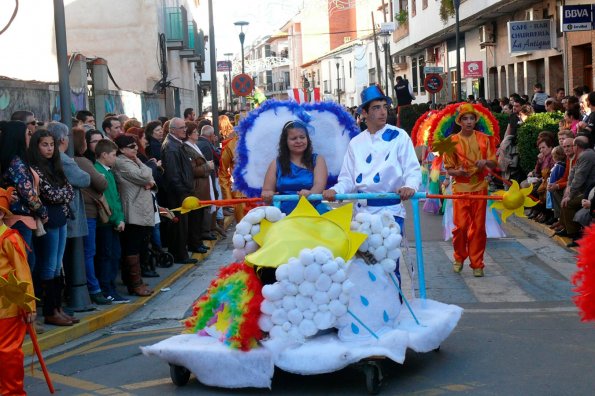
[424,66,443,74]
[216,61,231,72]
[424,74,443,94]
[231,74,254,97]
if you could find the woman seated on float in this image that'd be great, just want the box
[261,120,328,214]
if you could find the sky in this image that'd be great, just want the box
[194,0,304,60]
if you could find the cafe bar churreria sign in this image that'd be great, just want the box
[507,19,556,53]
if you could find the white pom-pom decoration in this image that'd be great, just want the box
[355,212,370,223]
[249,224,260,236]
[303,264,322,282]
[321,261,338,275]
[262,284,283,301]
[298,281,316,296]
[298,249,314,266]
[335,257,345,267]
[235,221,252,235]
[370,217,383,234]
[258,315,274,332]
[298,319,318,337]
[350,221,360,230]
[327,283,342,299]
[232,248,245,262]
[265,206,282,222]
[312,291,330,305]
[359,240,369,252]
[313,311,334,329]
[269,326,285,339]
[244,210,264,225]
[244,240,258,253]
[387,249,401,261]
[368,234,383,248]
[232,234,246,249]
[243,234,253,242]
[315,273,332,291]
[260,300,276,315]
[282,296,296,311]
[329,300,348,317]
[342,280,355,293]
[287,309,303,325]
[282,282,299,296]
[339,292,350,304]
[303,310,314,320]
[381,258,397,273]
[373,246,388,261]
[287,262,305,284]
[318,303,329,312]
[383,234,400,250]
[381,227,391,238]
[381,211,394,227]
[275,264,289,281]
[282,321,291,332]
[295,295,312,311]
[313,247,331,264]
[331,269,346,283]
[271,309,288,325]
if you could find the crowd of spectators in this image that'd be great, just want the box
[0,107,236,332]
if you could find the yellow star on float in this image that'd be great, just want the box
[245,197,367,268]
[490,180,538,223]
[432,136,458,156]
[0,271,37,313]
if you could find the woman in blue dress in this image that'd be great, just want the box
[261,120,328,214]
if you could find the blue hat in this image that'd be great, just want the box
[357,85,392,114]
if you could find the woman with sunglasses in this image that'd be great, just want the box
[112,134,156,297]
[261,120,328,214]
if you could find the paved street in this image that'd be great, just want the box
[24,207,594,395]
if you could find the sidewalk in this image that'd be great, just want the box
[23,216,235,356]
[513,215,579,253]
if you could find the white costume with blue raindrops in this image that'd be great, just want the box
[331,124,421,218]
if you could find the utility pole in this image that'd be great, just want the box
[208,0,219,134]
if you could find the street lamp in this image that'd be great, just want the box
[335,59,341,105]
[454,0,462,102]
[224,52,234,110]
[234,21,249,74]
[379,31,391,99]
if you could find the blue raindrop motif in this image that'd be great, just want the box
[385,152,390,161]
[360,295,369,306]
[357,203,362,208]
[373,173,381,183]
[356,173,363,183]
[351,323,360,334]
[366,153,372,163]
[382,128,400,142]
[383,310,389,323]
[368,271,377,282]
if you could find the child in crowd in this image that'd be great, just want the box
[546,146,567,219]
[0,187,36,395]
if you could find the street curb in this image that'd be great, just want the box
[23,216,235,355]
[516,216,579,253]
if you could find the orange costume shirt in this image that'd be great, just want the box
[442,131,496,269]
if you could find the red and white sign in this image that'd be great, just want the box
[463,61,483,78]
[287,88,321,103]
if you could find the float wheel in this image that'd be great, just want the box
[363,361,382,394]
[169,364,190,386]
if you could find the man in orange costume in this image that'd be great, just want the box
[219,135,253,223]
[0,187,36,395]
[443,104,497,277]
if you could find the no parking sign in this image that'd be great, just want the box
[424,74,443,94]
[232,74,254,97]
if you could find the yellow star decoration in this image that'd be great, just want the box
[432,136,458,156]
[490,180,538,223]
[0,271,37,313]
[245,197,367,268]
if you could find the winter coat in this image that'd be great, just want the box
[112,155,155,227]
[74,156,108,219]
[182,143,211,200]
[61,152,90,238]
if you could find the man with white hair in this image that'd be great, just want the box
[161,117,197,264]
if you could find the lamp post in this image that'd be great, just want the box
[335,60,341,105]
[234,21,249,74]
[454,0,462,102]
[224,52,234,110]
[379,31,391,99]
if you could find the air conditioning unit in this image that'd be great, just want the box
[344,36,351,44]
[424,48,436,63]
[479,24,495,45]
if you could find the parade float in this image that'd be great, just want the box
[141,101,540,393]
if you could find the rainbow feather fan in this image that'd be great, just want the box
[572,224,595,322]
[184,262,264,350]
[411,111,431,147]
[233,100,360,197]
[428,102,500,154]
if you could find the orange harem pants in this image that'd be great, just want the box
[452,189,487,269]
[0,316,27,396]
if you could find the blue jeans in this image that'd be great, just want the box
[35,224,67,281]
[11,221,35,271]
[83,218,101,294]
[151,224,162,250]
[215,178,224,220]
[95,225,121,295]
